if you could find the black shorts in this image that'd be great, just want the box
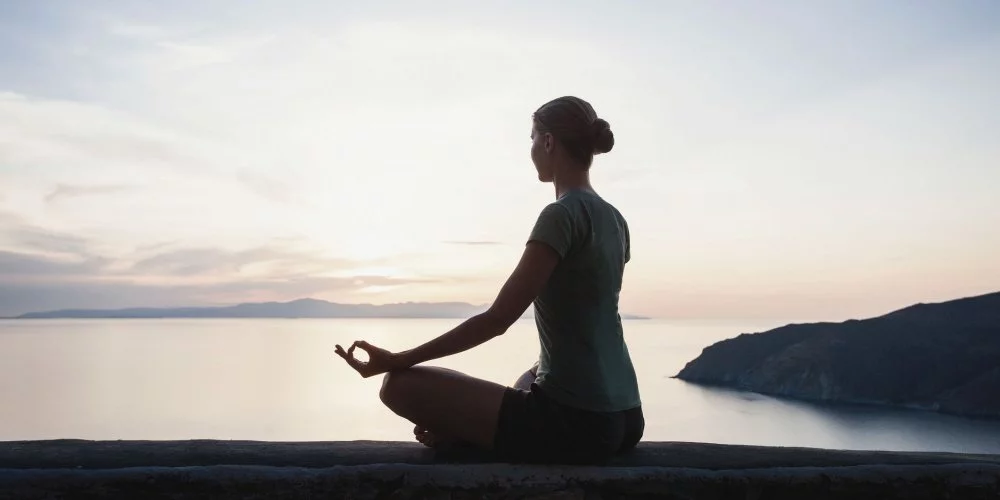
[493,382,644,464]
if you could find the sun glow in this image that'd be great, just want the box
[336,266,408,279]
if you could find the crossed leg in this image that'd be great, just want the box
[382,363,539,449]
[380,366,506,449]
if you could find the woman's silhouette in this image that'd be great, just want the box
[336,96,643,464]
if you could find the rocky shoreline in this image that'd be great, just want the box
[676,292,1000,419]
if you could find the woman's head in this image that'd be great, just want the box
[530,96,614,182]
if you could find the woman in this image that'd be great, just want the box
[335,96,643,465]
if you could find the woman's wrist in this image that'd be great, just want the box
[394,349,419,369]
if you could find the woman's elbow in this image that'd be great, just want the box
[480,309,518,336]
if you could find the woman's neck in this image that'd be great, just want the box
[553,169,593,199]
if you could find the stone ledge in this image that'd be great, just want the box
[2,441,999,499]
[5,440,1000,470]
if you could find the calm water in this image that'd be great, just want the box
[2,318,999,453]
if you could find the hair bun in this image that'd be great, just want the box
[591,118,614,154]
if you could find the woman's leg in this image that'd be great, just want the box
[619,406,645,453]
[406,363,538,448]
[380,366,507,450]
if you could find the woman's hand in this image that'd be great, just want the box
[334,340,406,378]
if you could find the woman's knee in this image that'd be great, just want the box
[379,368,422,408]
[620,406,645,452]
[379,370,404,406]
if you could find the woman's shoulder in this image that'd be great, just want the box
[559,190,627,218]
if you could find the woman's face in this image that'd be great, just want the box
[530,122,554,183]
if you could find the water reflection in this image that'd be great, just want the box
[1,318,998,454]
[672,381,1000,453]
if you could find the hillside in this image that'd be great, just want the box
[675,292,1000,418]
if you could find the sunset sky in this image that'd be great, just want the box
[1,1,998,320]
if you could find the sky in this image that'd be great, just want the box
[1,1,998,320]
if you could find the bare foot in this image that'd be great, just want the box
[413,425,458,449]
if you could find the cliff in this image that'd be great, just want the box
[676,291,1000,418]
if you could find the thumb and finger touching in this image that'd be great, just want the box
[335,340,389,377]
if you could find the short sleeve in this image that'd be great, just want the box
[527,203,573,258]
[623,218,631,263]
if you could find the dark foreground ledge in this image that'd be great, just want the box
[2,440,999,499]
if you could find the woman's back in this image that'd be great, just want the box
[528,188,641,412]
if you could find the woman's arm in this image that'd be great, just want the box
[335,241,562,377]
[396,241,560,367]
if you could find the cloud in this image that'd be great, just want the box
[45,183,133,203]
[235,169,299,205]
[0,92,198,173]
[108,22,169,40]
[0,274,431,317]
[0,222,442,316]
[443,240,503,246]
[130,248,244,276]
[129,246,353,278]
[0,92,294,205]
[148,35,276,72]
[134,240,177,253]
[0,250,109,277]
[0,220,92,257]
[0,210,20,225]
[0,217,111,282]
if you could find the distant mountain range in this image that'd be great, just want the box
[15,298,650,320]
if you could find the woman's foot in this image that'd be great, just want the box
[414,425,459,449]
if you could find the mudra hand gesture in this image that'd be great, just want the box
[335,341,406,378]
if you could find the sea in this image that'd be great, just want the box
[2,318,999,453]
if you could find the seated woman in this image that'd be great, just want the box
[335,96,643,465]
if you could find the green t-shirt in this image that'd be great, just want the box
[527,188,642,412]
